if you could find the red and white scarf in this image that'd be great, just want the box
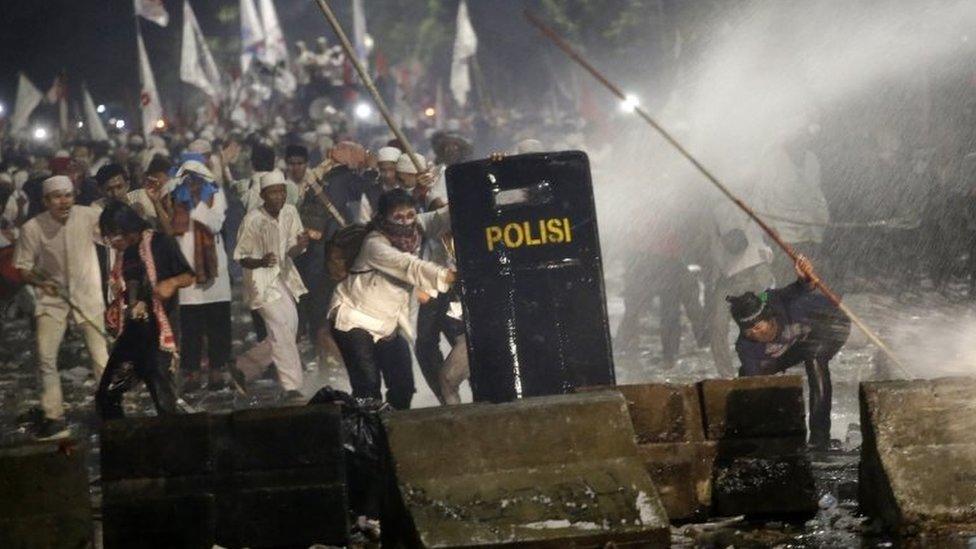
[106,230,177,355]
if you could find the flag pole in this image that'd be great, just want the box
[312,0,425,173]
[524,10,910,378]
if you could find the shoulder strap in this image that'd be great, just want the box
[308,177,349,228]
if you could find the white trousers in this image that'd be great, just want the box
[237,280,303,391]
[36,313,109,420]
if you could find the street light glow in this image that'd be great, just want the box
[96,104,106,114]
[115,119,125,129]
[354,102,372,120]
[0,103,5,116]
[155,119,166,130]
[33,127,48,141]
[620,93,640,113]
[424,107,436,118]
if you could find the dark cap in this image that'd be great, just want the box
[726,291,769,329]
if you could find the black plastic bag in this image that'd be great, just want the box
[309,386,390,518]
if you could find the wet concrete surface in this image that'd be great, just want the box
[3,280,976,546]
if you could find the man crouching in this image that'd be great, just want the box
[726,255,851,451]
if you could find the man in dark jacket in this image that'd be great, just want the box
[727,255,850,451]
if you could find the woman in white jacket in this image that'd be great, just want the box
[329,189,455,409]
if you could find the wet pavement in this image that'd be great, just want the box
[3,279,976,546]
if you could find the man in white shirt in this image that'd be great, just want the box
[14,175,109,439]
[169,160,233,391]
[232,171,310,401]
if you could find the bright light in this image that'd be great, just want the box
[620,93,640,113]
[96,104,106,114]
[115,119,125,129]
[155,119,166,130]
[354,102,372,120]
[33,127,48,141]
[77,121,84,128]
[364,34,375,50]
[0,103,5,116]
[424,107,436,118]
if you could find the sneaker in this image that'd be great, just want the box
[34,418,70,441]
[227,362,248,396]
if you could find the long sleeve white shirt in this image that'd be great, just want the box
[330,208,453,341]
[13,206,105,322]
[234,204,308,310]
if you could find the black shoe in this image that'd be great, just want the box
[227,363,248,396]
[34,418,70,441]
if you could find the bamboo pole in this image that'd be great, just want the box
[312,0,425,173]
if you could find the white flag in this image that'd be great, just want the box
[137,29,164,136]
[450,0,477,107]
[240,0,265,74]
[258,0,287,66]
[134,0,169,27]
[257,0,296,96]
[352,0,368,69]
[11,73,43,133]
[82,86,109,142]
[181,1,222,99]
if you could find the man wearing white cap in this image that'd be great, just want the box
[14,175,108,439]
[169,160,233,391]
[358,145,401,223]
[231,171,310,402]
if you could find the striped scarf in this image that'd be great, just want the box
[106,230,177,355]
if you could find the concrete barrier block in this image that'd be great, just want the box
[102,494,216,549]
[0,441,92,549]
[637,442,717,521]
[614,383,706,443]
[699,376,806,440]
[383,391,670,547]
[712,454,817,517]
[860,377,976,535]
[229,404,344,472]
[101,413,220,481]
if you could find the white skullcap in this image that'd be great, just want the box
[128,134,145,146]
[188,139,212,154]
[43,175,73,196]
[515,139,544,154]
[396,153,427,174]
[260,170,287,190]
[175,160,215,181]
[54,149,70,159]
[377,146,402,163]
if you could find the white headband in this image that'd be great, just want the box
[42,175,73,196]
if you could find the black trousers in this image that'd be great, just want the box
[415,293,465,402]
[179,302,232,372]
[96,320,178,420]
[331,324,415,410]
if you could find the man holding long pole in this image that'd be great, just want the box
[15,175,108,440]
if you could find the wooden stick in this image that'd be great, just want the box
[312,0,426,174]
[524,10,910,378]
